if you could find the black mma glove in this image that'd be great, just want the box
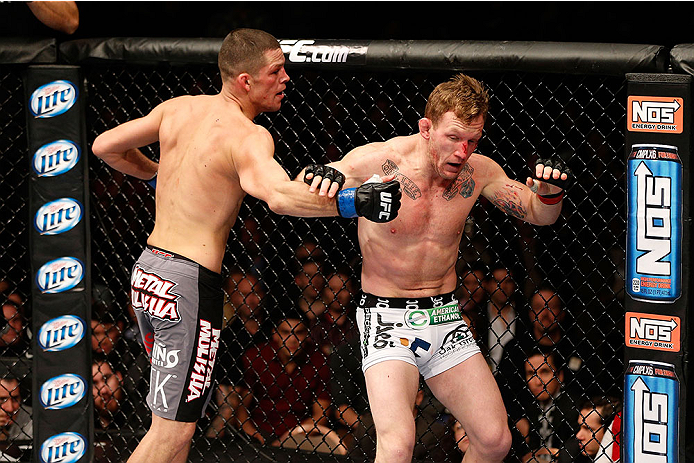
[303,164,346,191]
[337,178,401,223]
[534,158,572,205]
[535,158,573,190]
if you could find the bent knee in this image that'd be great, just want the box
[376,430,416,461]
[376,445,414,463]
[472,422,512,460]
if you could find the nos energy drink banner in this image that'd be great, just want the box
[624,361,679,463]
[626,144,682,303]
[25,66,92,463]
[624,74,691,463]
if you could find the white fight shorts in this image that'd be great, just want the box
[357,291,480,379]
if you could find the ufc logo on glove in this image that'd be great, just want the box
[378,192,393,221]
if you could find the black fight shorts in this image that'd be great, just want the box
[131,246,223,422]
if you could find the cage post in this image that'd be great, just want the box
[623,73,691,463]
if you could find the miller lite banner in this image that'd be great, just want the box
[624,73,691,463]
[25,66,93,462]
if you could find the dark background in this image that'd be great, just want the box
[49,1,694,46]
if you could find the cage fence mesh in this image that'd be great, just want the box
[0,65,34,457]
[2,60,628,462]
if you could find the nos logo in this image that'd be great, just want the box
[626,312,680,352]
[633,162,672,276]
[628,96,684,134]
[629,377,672,461]
[40,432,86,463]
[29,80,78,118]
[40,374,86,409]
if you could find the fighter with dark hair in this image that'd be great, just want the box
[93,28,400,463]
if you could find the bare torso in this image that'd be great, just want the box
[147,94,254,273]
[350,136,495,297]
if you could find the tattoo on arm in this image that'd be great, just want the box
[492,184,527,219]
[382,159,421,200]
[443,164,476,200]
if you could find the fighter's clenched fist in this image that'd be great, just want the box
[304,166,401,223]
[527,158,573,204]
[338,177,402,222]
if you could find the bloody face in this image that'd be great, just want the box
[427,112,484,180]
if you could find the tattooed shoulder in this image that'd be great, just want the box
[382,159,398,176]
[382,159,421,200]
[443,164,476,201]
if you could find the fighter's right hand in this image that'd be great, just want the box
[337,176,401,223]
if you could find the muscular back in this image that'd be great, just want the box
[148,95,256,272]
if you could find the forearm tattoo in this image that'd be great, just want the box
[383,159,421,200]
[443,164,476,200]
[492,184,527,219]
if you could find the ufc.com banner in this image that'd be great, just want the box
[25,65,92,463]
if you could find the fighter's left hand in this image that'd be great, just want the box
[303,164,346,198]
[526,158,573,195]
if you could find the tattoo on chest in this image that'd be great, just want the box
[382,159,421,200]
[443,164,476,201]
[492,184,527,219]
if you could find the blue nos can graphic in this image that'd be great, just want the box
[623,360,679,463]
[626,144,682,303]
